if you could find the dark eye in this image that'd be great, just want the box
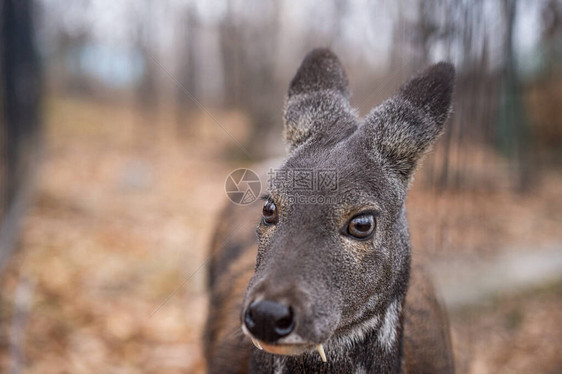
[346,213,376,239]
[262,200,278,225]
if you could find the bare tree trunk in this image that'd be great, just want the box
[498,0,534,191]
[175,7,199,135]
[219,0,241,109]
[135,0,159,134]
[0,0,42,275]
[219,0,282,159]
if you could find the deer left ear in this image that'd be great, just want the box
[283,48,355,151]
[362,62,455,181]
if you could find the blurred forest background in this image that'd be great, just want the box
[1,0,561,373]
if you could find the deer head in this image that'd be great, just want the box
[241,48,455,364]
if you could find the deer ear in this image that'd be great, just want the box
[362,62,455,181]
[287,48,350,98]
[283,48,354,150]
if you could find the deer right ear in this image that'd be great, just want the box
[362,62,455,182]
[283,48,354,151]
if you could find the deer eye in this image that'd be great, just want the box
[262,200,278,225]
[346,213,376,239]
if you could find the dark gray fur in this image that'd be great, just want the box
[239,49,455,374]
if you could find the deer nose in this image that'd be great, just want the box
[244,300,295,343]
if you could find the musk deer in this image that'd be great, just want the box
[205,48,455,374]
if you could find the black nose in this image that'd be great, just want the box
[244,300,295,343]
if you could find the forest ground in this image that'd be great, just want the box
[1,96,561,373]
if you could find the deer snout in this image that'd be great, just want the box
[244,300,295,343]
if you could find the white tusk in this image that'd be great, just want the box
[251,338,263,350]
[317,344,327,362]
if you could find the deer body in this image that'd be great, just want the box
[205,49,455,374]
